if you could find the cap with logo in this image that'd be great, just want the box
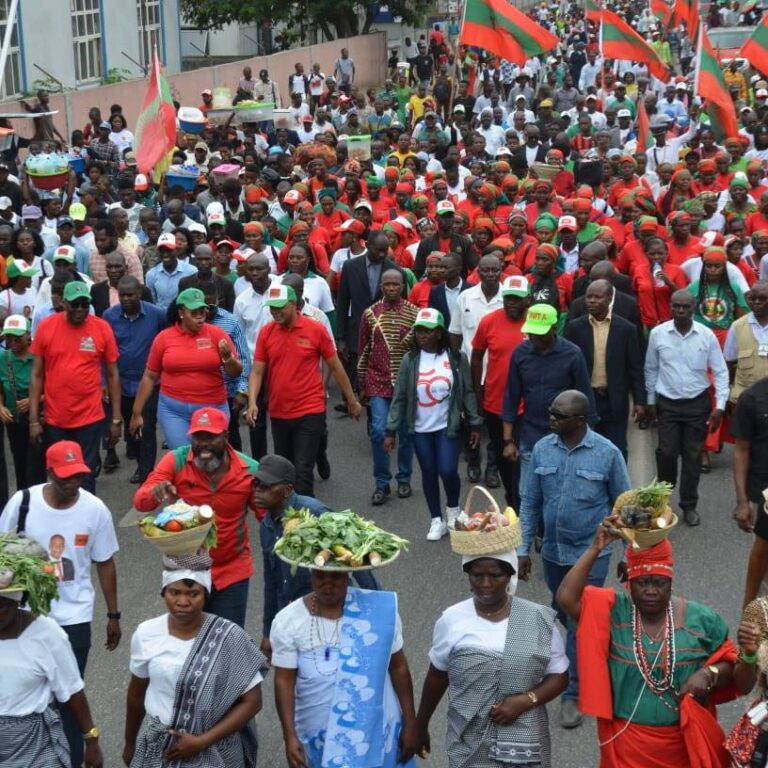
[334,218,365,235]
[558,215,578,232]
[176,288,207,310]
[63,281,91,303]
[7,259,39,279]
[265,284,297,308]
[187,407,229,435]
[208,211,227,226]
[501,275,531,298]
[124,152,137,167]
[157,232,177,250]
[253,454,296,486]
[232,247,256,263]
[283,190,303,204]
[353,199,373,212]
[436,200,455,216]
[617,108,632,118]
[134,173,149,191]
[53,245,76,264]
[521,303,558,335]
[453,104,466,113]
[69,203,87,221]
[413,307,445,329]
[2,314,30,336]
[758,89,768,98]
[46,440,91,477]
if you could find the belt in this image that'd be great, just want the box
[592,386,609,398]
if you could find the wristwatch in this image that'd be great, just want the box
[527,691,538,708]
[83,727,100,741]
[107,611,121,620]
[706,664,720,688]
[111,418,123,425]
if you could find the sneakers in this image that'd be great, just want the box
[560,699,583,729]
[446,506,460,530]
[426,517,448,541]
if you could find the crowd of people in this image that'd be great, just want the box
[6,0,768,765]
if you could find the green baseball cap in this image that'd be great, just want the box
[265,284,297,308]
[68,203,87,221]
[413,308,445,329]
[176,288,208,310]
[7,259,39,279]
[521,303,558,335]
[63,281,91,303]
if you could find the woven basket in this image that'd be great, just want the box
[530,162,560,181]
[616,507,677,550]
[141,522,212,556]
[449,486,522,555]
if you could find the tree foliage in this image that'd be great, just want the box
[179,0,429,42]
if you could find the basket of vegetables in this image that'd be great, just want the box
[137,501,217,556]
[274,507,409,571]
[449,486,522,556]
[0,533,59,615]
[611,481,677,550]
[234,100,275,124]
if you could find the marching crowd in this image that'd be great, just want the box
[7,0,768,765]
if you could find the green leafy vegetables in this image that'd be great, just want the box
[274,508,409,569]
[0,533,59,616]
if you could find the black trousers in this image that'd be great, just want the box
[271,412,325,495]
[485,411,520,510]
[6,414,45,490]
[121,390,158,482]
[655,391,710,512]
[464,417,497,472]
[248,387,268,460]
[593,390,628,461]
[226,396,243,452]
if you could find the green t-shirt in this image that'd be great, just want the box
[0,349,33,413]
[689,279,748,330]
[608,591,728,726]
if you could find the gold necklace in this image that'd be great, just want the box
[475,596,511,618]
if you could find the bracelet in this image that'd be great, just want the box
[527,691,538,708]
[740,650,760,664]
[29,421,40,426]
[107,611,121,620]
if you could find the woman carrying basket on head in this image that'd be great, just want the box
[556,517,757,767]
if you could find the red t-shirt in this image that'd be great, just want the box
[746,210,768,236]
[255,314,336,419]
[471,309,526,415]
[632,263,689,326]
[146,323,236,403]
[31,313,119,428]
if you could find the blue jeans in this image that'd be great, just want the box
[61,622,91,768]
[370,396,413,488]
[412,428,462,519]
[157,393,229,449]
[206,578,249,628]
[542,555,610,701]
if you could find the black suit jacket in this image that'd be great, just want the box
[428,280,470,328]
[571,272,634,301]
[336,255,402,353]
[568,290,644,353]
[414,233,477,278]
[511,143,548,176]
[90,281,152,318]
[564,313,646,422]
[178,272,236,313]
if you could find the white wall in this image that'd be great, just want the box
[19,0,77,90]
[101,0,144,79]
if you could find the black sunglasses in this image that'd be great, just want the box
[549,408,578,421]
[68,299,90,309]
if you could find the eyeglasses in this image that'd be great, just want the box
[548,408,577,420]
[68,299,90,309]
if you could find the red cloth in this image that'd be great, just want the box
[147,323,236,403]
[626,539,674,580]
[632,262,689,326]
[408,279,437,308]
[255,314,335,419]
[30,313,119,428]
[746,210,768,236]
[666,236,704,267]
[133,445,262,589]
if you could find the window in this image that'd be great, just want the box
[71,0,102,82]
[0,0,21,98]
[137,0,161,69]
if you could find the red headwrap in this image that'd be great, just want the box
[703,246,727,264]
[626,539,674,580]
[395,182,414,194]
[537,243,560,261]
[384,167,399,180]
[573,198,592,212]
[698,159,717,172]
[473,217,495,232]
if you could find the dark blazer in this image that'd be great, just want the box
[428,280,470,328]
[414,233,477,277]
[564,313,646,422]
[336,255,402,353]
[571,272,634,301]
[178,272,236,313]
[91,281,152,318]
[568,289,644,352]
[510,143,548,176]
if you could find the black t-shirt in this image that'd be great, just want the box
[731,378,768,510]
[414,55,434,80]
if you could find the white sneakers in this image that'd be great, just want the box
[445,506,460,530]
[427,517,448,541]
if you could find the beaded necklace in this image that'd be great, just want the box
[308,595,342,676]
[631,601,679,710]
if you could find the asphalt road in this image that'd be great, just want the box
[74,401,754,768]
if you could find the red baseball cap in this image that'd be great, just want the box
[334,218,365,235]
[187,408,229,435]
[46,441,91,477]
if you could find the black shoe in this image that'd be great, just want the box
[371,486,390,505]
[316,452,331,480]
[103,450,120,474]
[467,462,482,483]
[397,482,412,498]
[484,467,500,488]
[129,469,143,484]
[333,403,348,414]
[125,445,137,460]
[683,508,701,526]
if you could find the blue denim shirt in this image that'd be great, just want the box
[260,491,380,636]
[518,428,631,565]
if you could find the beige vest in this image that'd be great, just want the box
[730,315,768,402]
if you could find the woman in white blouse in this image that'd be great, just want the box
[123,553,267,767]
[108,113,134,157]
[415,550,569,768]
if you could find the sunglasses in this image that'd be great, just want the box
[548,408,578,421]
[68,299,90,309]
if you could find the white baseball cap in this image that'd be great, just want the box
[2,314,29,336]
[436,200,455,215]
[558,215,578,231]
[501,275,531,297]
[53,245,76,263]
[157,232,177,250]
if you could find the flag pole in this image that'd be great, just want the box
[693,21,702,97]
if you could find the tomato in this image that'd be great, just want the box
[164,520,183,532]
[42,563,56,575]
[471,513,486,521]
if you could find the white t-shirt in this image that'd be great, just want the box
[130,614,262,725]
[280,273,334,314]
[0,485,119,626]
[330,247,366,276]
[428,598,569,674]
[414,350,453,433]
[309,72,326,96]
[0,286,37,318]
[0,616,84,716]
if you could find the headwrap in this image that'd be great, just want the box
[426,251,443,264]
[473,217,495,232]
[161,552,213,592]
[730,175,749,189]
[753,228,768,242]
[625,539,674,581]
[681,198,706,216]
[638,216,658,234]
[296,201,314,214]
[507,211,528,224]
[698,159,716,172]
[384,167,400,180]
[318,187,338,200]
[245,186,265,204]
[366,175,383,188]
[395,182,413,194]
[671,168,692,185]
[596,226,615,243]
[748,159,764,173]
[573,198,592,212]
[668,211,690,225]
[462,551,519,597]
[243,221,265,235]
[501,174,519,190]
[382,221,405,239]
[400,170,416,184]
[533,179,553,192]
[537,242,560,261]
[478,182,500,199]
[293,182,309,196]
[619,155,637,167]
[633,192,657,214]
[619,193,636,208]
[702,246,727,264]
[725,235,741,251]
[494,161,511,174]
[289,220,310,237]
[576,186,595,200]
[546,148,564,161]
[535,213,558,231]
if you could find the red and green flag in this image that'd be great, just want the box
[636,95,655,153]
[134,47,177,175]
[460,0,559,65]
[738,13,768,78]
[599,9,669,82]
[695,29,740,141]
[650,0,672,28]
[672,0,699,42]
[585,0,601,22]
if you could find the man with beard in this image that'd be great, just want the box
[134,407,262,628]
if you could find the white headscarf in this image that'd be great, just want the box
[161,552,212,592]
[161,569,212,592]
[462,551,519,596]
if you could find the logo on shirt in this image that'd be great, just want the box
[295,336,312,347]
[417,367,451,407]
[196,337,213,350]
[74,533,89,547]
[79,336,96,352]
